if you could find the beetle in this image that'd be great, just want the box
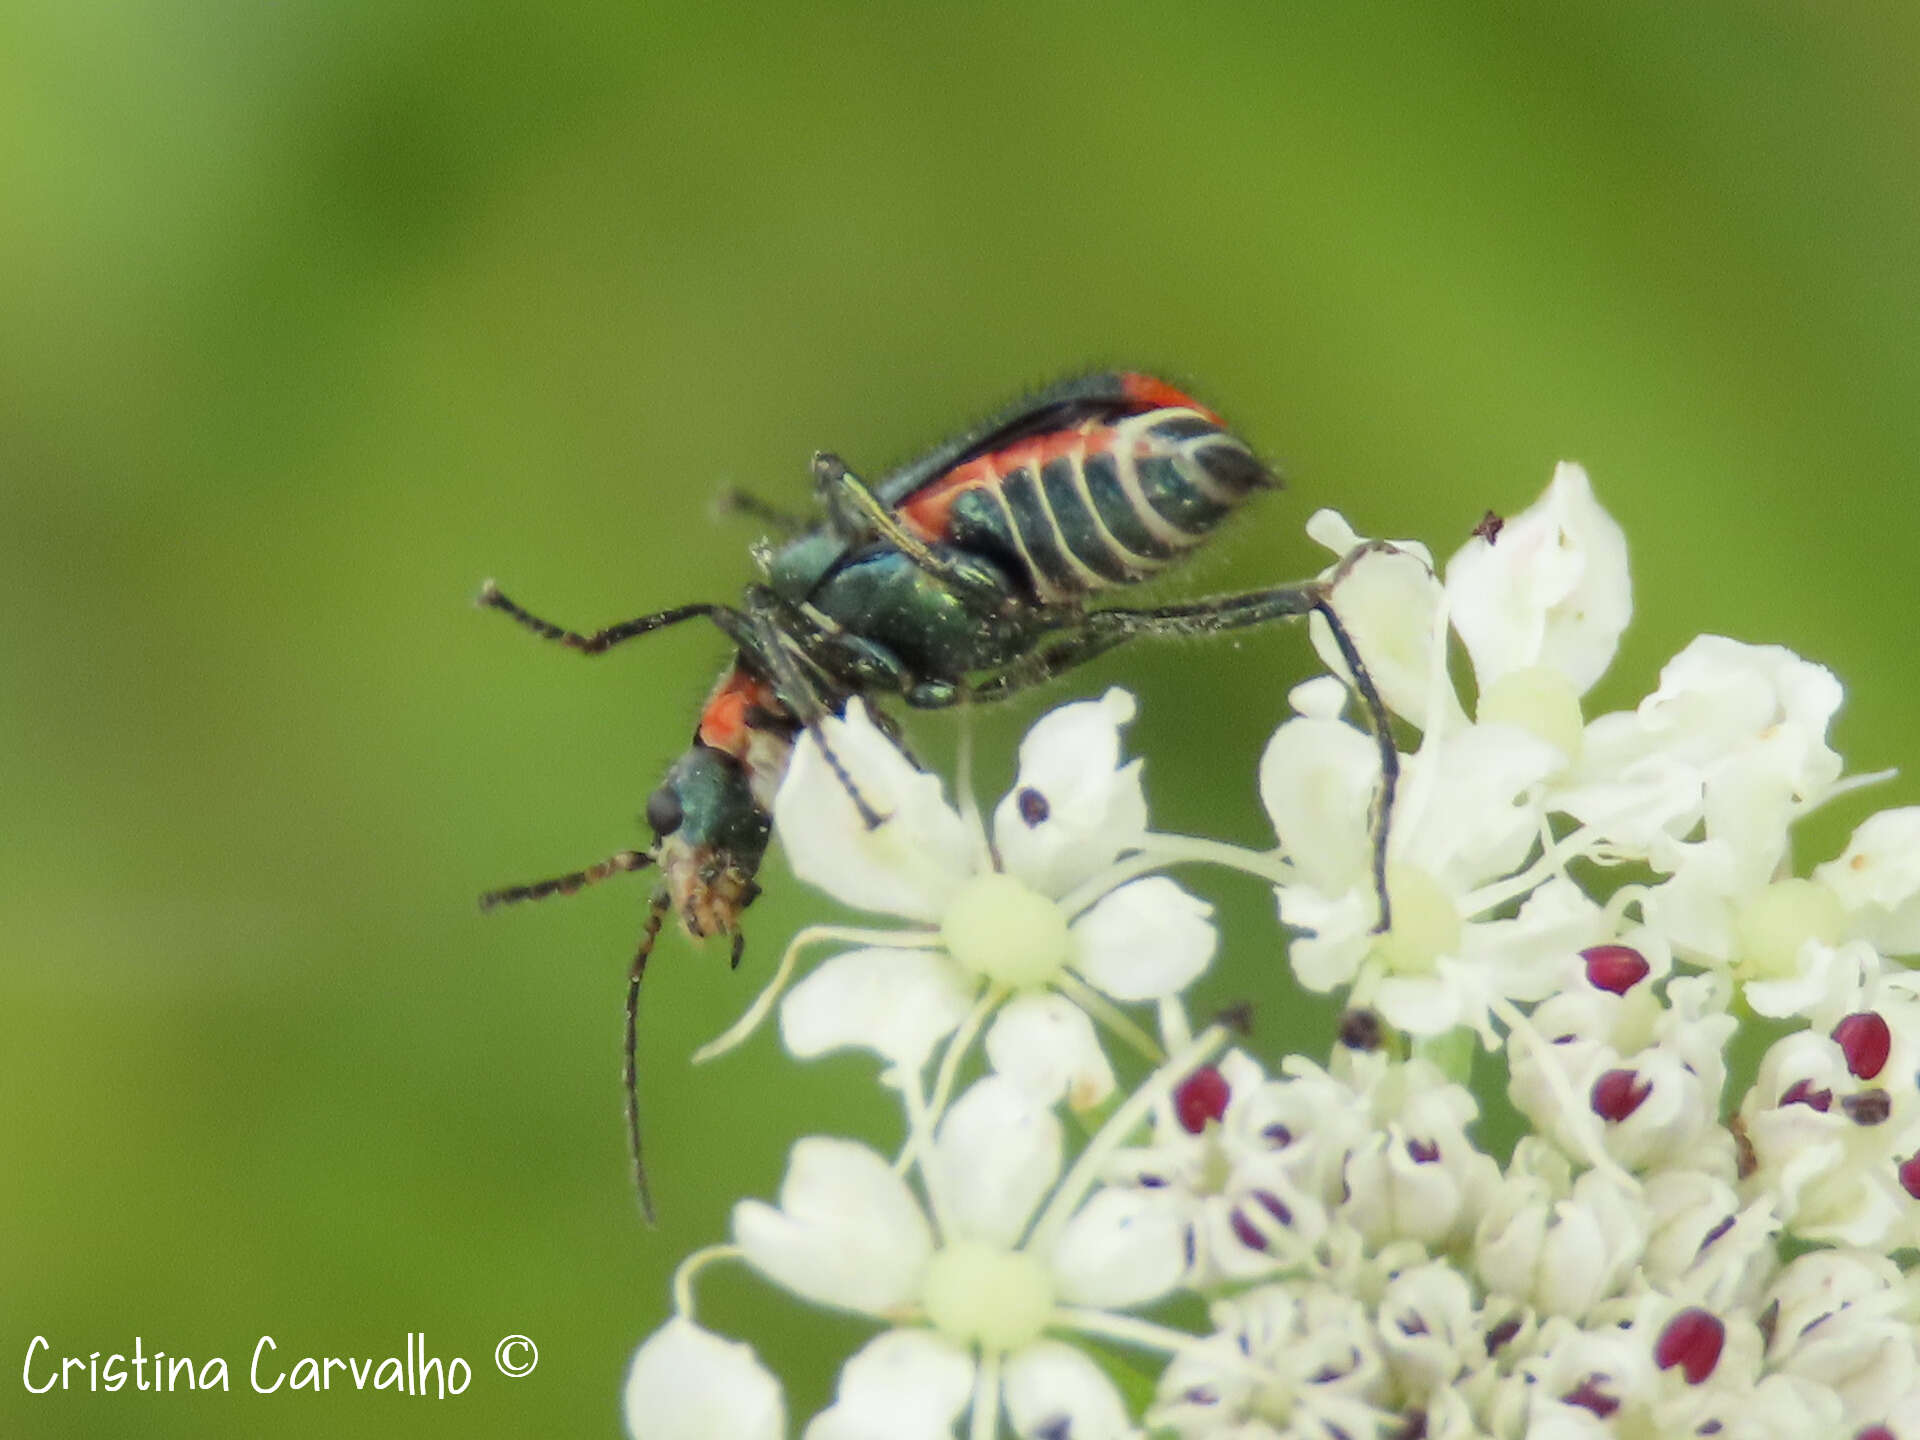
[478,371,1396,1220]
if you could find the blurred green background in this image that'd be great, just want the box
[6,3,1920,1435]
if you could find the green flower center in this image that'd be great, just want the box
[1733,878,1844,980]
[921,1239,1055,1353]
[1372,863,1462,976]
[1478,665,1585,768]
[941,872,1071,988]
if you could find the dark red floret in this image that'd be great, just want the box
[1591,1068,1651,1121]
[1833,1012,1892,1080]
[1897,1152,1920,1200]
[1175,1066,1231,1134]
[1582,944,1651,994]
[1655,1308,1725,1384]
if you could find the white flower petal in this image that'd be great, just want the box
[623,1319,785,1440]
[776,700,980,922]
[1048,1187,1186,1309]
[1397,723,1561,890]
[1307,534,1458,731]
[1259,714,1379,895]
[1070,877,1216,1002]
[992,689,1149,897]
[1816,807,1920,955]
[928,1076,1062,1247]
[734,1137,932,1317]
[985,993,1116,1112]
[804,1330,974,1440]
[1444,462,1630,696]
[1002,1340,1135,1440]
[1584,637,1844,815]
[781,946,975,1070]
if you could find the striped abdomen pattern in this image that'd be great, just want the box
[895,404,1273,605]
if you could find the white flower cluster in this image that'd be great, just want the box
[625,467,1920,1440]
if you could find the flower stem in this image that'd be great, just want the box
[896,1070,954,1243]
[903,982,1003,1178]
[1489,993,1636,1192]
[1057,833,1295,923]
[1056,971,1163,1066]
[1025,1025,1228,1253]
[1050,1306,1202,1357]
[1461,821,1603,918]
[670,1243,743,1323]
[969,1347,1000,1440]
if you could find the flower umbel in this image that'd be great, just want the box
[625,468,1920,1440]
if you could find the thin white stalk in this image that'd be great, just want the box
[1602,883,1651,933]
[1025,1025,1228,1253]
[1489,993,1636,1192]
[902,983,1002,1177]
[1461,822,1604,919]
[671,1243,743,1323]
[1050,1306,1201,1357]
[968,1348,1000,1440]
[897,1070,953,1242]
[1057,833,1295,922]
[1054,971,1163,1066]
[692,923,938,1064]
[1157,995,1193,1054]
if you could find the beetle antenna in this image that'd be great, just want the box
[478,850,654,910]
[626,889,672,1226]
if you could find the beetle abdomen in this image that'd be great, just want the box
[896,393,1273,605]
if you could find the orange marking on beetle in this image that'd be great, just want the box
[697,666,778,757]
[1120,372,1221,424]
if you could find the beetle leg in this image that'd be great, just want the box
[810,452,1013,610]
[477,580,757,656]
[962,577,1399,933]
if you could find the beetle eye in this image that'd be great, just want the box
[645,787,684,838]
